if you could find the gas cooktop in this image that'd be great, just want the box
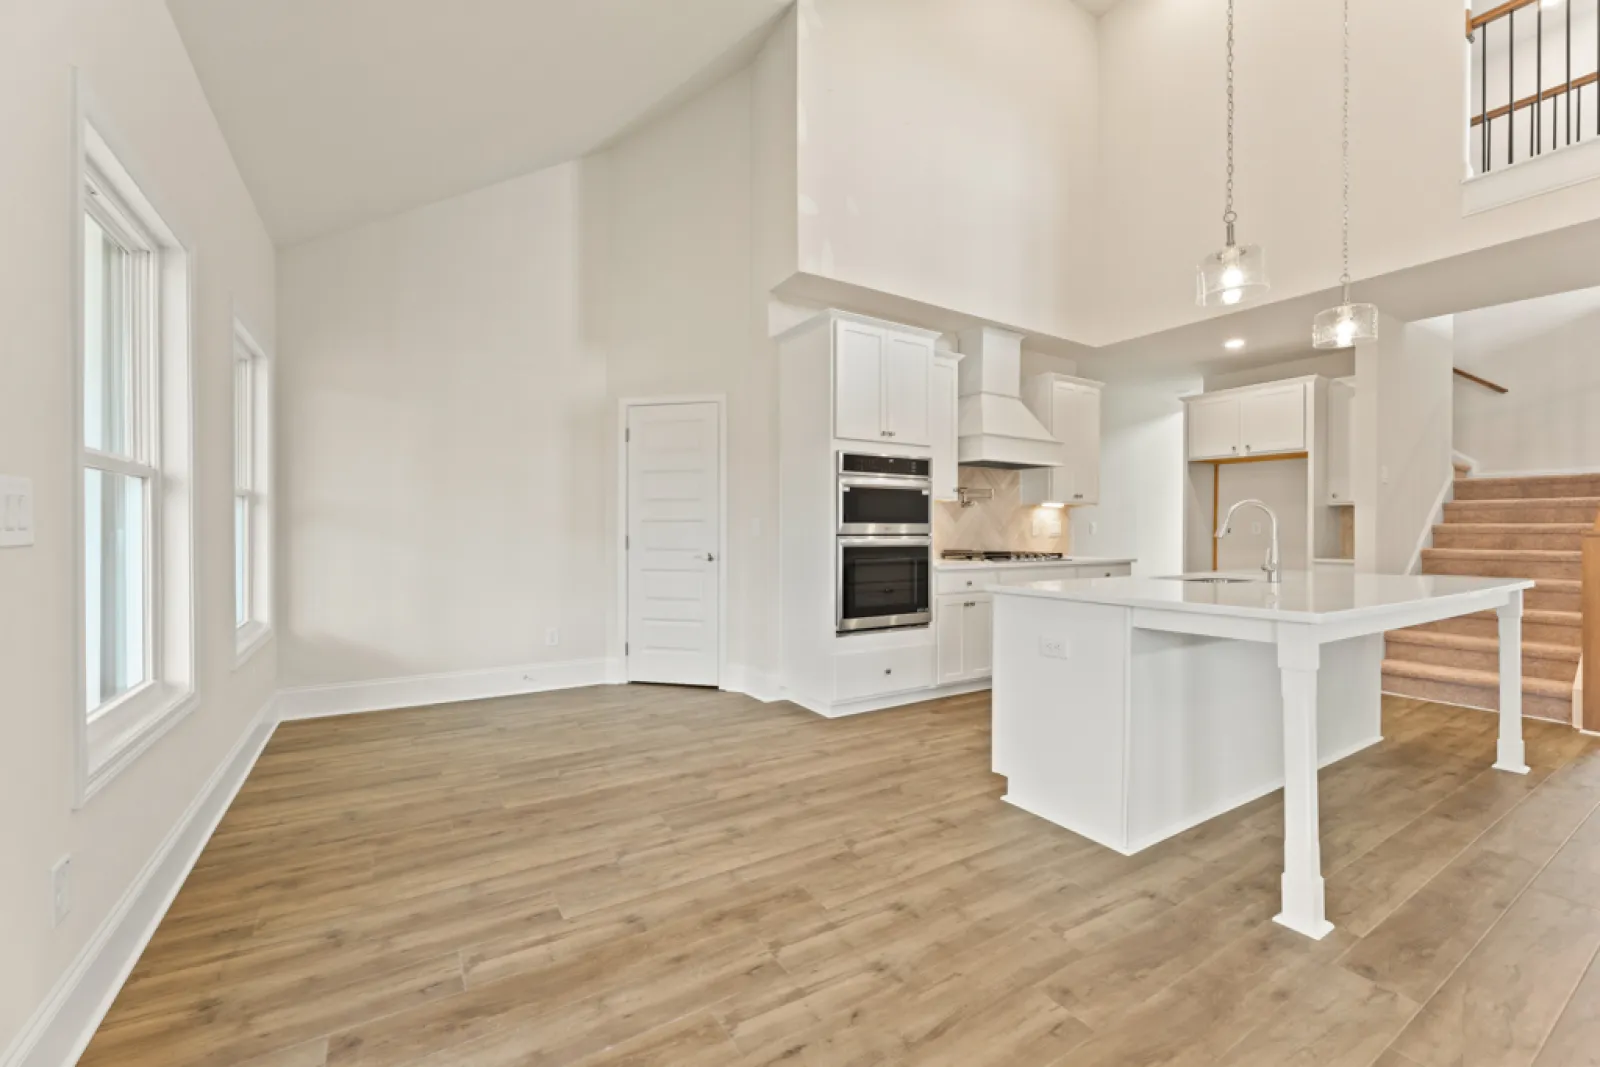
[941,550,1065,562]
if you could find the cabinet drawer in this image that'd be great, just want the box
[996,566,1077,585]
[1079,563,1131,579]
[935,569,996,595]
[835,645,935,703]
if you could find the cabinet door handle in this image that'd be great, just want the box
[1232,445,1239,453]
[884,668,893,675]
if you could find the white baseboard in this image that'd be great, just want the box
[789,678,992,719]
[2,697,279,1067]
[721,664,781,704]
[275,659,613,721]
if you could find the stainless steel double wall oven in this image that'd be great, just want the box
[836,452,932,633]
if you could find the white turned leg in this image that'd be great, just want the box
[1275,630,1335,940]
[1495,589,1531,774]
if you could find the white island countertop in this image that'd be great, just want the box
[934,556,1136,571]
[993,570,1534,623]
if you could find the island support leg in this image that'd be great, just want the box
[1275,631,1335,940]
[1495,589,1530,774]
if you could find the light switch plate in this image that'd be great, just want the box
[1039,636,1070,660]
[0,476,34,548]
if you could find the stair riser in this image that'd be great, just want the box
[1422,557,1580,581]
[1431,530,1585,551]
[1452,477,1600,500]
[1528,588,1583,613]
[1383,644,1578,682]
[1381,672,1571,722]
[1444,502,1599,523]
[1414,616,1581,646]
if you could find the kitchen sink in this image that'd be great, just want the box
[1157,574,1264,584]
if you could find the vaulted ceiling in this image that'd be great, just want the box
[166,0,792,244]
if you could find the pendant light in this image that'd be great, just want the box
[1197,0,1269,308]
[1312,0,1378,348]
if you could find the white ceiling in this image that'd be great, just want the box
[166,0,791,244]
[1072,0,1126,14]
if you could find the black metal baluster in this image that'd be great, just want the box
[1510,8,1517,164]
[1537,1,1544,155]
[1595,0,1598,137]
[1568,0,1573,145]
[1483,23,1491,172]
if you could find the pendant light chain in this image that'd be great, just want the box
[1224,0,1237,239]
[1340,0,1351,294]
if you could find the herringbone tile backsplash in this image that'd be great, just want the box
[933,467,1073,554]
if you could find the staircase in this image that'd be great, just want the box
[1382,472,1600,723]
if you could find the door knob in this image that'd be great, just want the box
[703,553,716,562]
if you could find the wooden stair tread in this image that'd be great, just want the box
[1433,523,1591,533]
[1379,658,1574,698]
[1384,629,1580,662]
[1421,548,1581,562]
[1446,495,1600,508]
[1423,577,1581,595]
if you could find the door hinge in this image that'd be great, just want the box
[625,535,630,550]
[625,428,631,442]
[625,642,629,655]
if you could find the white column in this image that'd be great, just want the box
[1495,588,1530,774]
[1275,627,1335,940]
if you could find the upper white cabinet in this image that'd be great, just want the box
[1019,375,1103,506]
[1185,380,1309,461]
[1326,378,1354,504]
[833,319,933,446]
[930,354,960,501]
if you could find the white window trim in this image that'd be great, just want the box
[233,315,273,668]
[72,84,197,806]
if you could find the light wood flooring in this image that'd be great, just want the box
[81,685,1600,1067]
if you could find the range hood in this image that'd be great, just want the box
[955,326,1063,469]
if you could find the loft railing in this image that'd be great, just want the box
[1583,512,1599,730]
[1468,0,1600,174]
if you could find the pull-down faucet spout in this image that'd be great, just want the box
[1215,499,1281,584]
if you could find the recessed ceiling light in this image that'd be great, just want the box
[1224,338,1247,350]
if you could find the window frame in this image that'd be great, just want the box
[233,318,272,665]
[73,106,197,806]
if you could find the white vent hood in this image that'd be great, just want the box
[956,327,1062,469]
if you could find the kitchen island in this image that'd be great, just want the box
[990,570,1534,940]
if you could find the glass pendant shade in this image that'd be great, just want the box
[1196,242,1269,308]
[1311,297,1378,349]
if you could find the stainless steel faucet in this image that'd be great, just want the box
[1215,499,1282,584]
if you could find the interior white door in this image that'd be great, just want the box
[626,402,721,687]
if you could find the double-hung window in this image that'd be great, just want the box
[234,322,271,658]
[77,122,195,800]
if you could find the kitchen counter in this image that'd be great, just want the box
[934,556,1136,571]
[990,569,1532,942]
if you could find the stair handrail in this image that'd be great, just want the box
[1584,513,1600,731]
[1454,368,1509,394]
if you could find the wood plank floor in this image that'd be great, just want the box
[80,686,1600,1067]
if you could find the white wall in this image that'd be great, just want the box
[1204,350,1355,392]
[794,0,1100,340]
[1094,0,1600,347]
[276,162,610,689]
[1453,285,1600,475]
[0,0,276,1056]
[1356,316,1455,574]
[1070,374,1199,577]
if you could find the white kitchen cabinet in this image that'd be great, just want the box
[937,593,993,684]
[1019,375,1104,506]
[1326,379,1354,504]
[832,319,934,446]
[1239,384,1307,455]
[930,355,960,501]
[1185,381,1309,461]
[1187,394,1241,460]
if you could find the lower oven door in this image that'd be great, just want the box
[837,536,933,633]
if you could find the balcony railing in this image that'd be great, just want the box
[1469,0,1600,174]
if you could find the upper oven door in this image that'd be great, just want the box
[838,474,931,535]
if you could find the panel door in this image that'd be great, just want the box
[930,357,959,501]
[1239,384,1307,455]
[936,596,967,685]
[1327,382,1353,503]
[964,595,994,679]
[834,321,886,443]
[1187,395,1241,460]
[1055,382,1101,505]
[882,333,933,445]
[626,402,721,687]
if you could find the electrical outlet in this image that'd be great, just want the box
[1089,521,1098,536]
[1381,465,1391,485]
[51,856,71,926]
[1039,637,1070,660]
[0,475,34,548]
[545,628,560,647]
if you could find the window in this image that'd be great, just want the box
[233,321,271,659]
[76,121,195,801]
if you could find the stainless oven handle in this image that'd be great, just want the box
[838,474,932,490]
[838,536,933,548]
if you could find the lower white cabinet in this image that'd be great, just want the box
[835,644,935,703]
[938,594,994,685]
